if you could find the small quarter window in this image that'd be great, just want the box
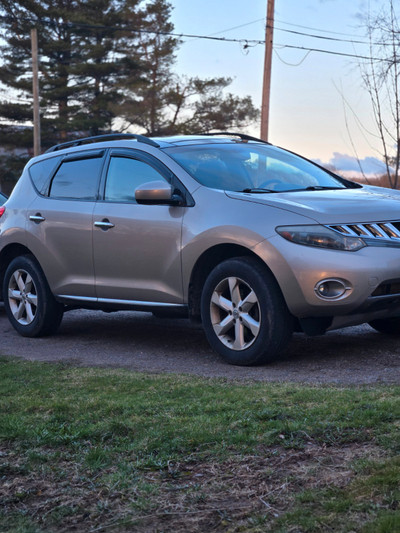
[29,156,62,195]
[105,157,168,203]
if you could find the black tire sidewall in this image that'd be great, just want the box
[3,255,62,337]
[201,257,291,365]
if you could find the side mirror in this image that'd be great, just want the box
[135,180,183,205]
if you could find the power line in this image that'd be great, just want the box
[273,18,364,37]
[274,43,388,62]
[64,20,394,55]
[188,17,265,40]
[272,25,391,46]
[0,15,265,45]
[273,47,312,67]
[183,19,388,48]
[46,21,397,61]
[0,15,394,63]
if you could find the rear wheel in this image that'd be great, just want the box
[368,317,400,335]
[201,257,292,365]
[3,255,64,337]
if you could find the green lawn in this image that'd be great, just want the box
[0,356,399,532]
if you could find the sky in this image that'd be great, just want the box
[167,0,393,175]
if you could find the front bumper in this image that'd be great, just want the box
[255,235,400,324]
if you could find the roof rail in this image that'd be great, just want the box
[45,133,159,153]
[197,131,270,144]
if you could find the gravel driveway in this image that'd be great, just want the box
[1,304,399,385]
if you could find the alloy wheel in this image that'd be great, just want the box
[8,268,38,325]
[210,276,261,351]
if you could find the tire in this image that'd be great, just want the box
[368,317,400,336]
[201,257,292,366]
[3,255,64,337]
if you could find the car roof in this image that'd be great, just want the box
[42,132,269,155]
[154,133,269,148]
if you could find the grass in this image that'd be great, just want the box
[0,356,399,532]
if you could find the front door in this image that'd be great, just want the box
[92,152,184,304]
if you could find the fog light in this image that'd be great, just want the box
[314,279,351,300]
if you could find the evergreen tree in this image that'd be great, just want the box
[0,0,144,146]
[116,0,179,135]
[0,0,259,153]
[118,0,259,135]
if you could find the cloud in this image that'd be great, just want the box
[314,152,388,178]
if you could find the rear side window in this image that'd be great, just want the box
[49,156,103,200]
[29,156,62,195]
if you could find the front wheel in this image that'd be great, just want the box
[201,257,292,366]
[3,255,64,337]
[368,317,400,336]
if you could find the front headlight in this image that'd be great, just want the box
[276,225,366,251]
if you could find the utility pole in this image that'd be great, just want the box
[31,28,41,156]
[260,0,275,141]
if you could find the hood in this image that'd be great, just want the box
[226,185,400,224]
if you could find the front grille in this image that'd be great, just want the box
[327,221,400,242]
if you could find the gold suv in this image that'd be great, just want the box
[1,133,400,365]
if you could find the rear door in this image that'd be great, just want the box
[92,149,184,304]
[26,150,105,298]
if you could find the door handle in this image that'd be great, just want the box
[29,214,45,223]
[94,219,115,230]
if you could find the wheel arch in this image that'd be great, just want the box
[188,243,282,321]
[0,244,34,301]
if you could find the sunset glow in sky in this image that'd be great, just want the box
[169,0,393,174]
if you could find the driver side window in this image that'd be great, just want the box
[104,156,168,203]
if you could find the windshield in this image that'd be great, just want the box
[165,143,349,192]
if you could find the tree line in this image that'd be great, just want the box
[0,0,259,190]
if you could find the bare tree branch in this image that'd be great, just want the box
[356,0,400,188]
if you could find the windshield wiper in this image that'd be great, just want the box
[304,186,345,191]
[240,185,346,194]
[240,188,278,193]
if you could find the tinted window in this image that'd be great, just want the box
[29,156,62,195]
[166,143,347,192]
[49,157,103,200]
[104,157,168,202]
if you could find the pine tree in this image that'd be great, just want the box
[0,0,259,158]
[0,0,144,146]
[116,0,179,135]
[118,0,259,135]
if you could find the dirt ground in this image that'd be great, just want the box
[1,304,399,384]
[1,441,386,532]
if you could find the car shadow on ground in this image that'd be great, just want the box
[1,306,399,384]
